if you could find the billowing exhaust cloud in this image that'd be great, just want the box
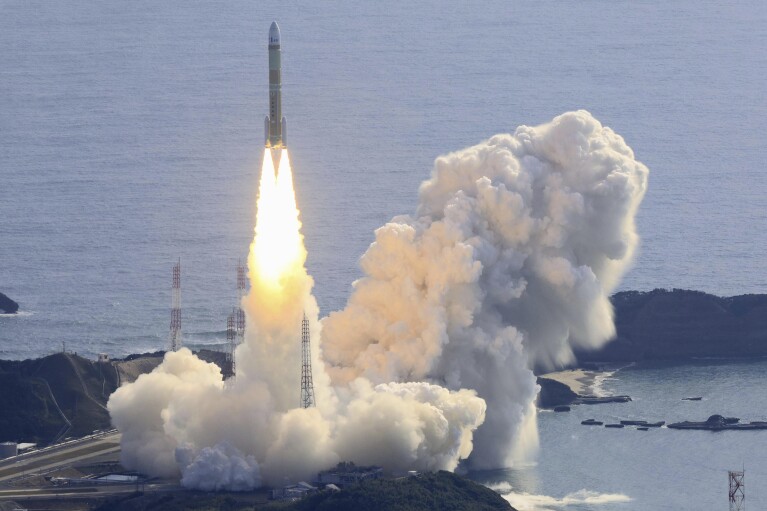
[321,110,648,468]
[108,110,647,487]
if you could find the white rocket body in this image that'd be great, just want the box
[265,22,286,149]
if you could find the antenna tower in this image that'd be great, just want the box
[300,313,315,408]
[169,259,181,352]
[729,469,745,511]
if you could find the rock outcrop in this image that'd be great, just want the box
[537,377,579,408]
[576,289,767,362]
[0,292,18,314]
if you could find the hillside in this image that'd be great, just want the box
[0,352,117,443]
[286,472,514,511]
[575,289,767,362]
[0,349,231,445]
[91,472,515,511]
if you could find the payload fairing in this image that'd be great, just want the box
[265,22,286,149]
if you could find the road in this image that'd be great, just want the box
[0,482,181,501]
[0,432,121,484]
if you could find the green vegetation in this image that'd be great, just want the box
[282,471,513,511]
[93,493,269,511]
[0,353,117,443]
[0,373,61,441]
[90,472,514,511]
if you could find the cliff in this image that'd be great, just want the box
[576,289,767,362]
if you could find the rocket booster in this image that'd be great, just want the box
[265,21,286,149]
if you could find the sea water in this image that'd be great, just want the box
[470,359,767,509]
[1,2,766,507]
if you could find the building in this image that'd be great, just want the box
[271,481,317,500]
[316,462,383,487]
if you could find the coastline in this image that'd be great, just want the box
[540,363,632,397]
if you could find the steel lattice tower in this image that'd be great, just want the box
[300,313,315,408]
[236,259,247,350]
[226,309,236,371]
[169,259,182,352]
[729,470,745,511]
[224,259,248,379]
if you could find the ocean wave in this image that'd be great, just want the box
[591,363,635,397]
[0,310,35,318]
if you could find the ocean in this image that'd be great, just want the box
[1,1,765,507]
[1,0,765,359]
[470,359,767,510]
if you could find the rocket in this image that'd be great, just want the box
[264,21,286,149]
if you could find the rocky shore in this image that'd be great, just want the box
[537,375,631,409]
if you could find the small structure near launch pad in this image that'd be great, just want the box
[316,462,383,487]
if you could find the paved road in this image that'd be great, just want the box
[0,482,180,501]
[0,432,121,484]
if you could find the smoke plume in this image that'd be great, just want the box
[108,110,647,487]
[322,110,648,467]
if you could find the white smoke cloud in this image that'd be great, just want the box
[109,347,484,487]
[107,110,647,488]
[322,110,648,468]
[177,442,261,491]
[108,348,224,477]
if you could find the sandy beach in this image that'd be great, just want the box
[540,369,595,395]
[540,364,629,397]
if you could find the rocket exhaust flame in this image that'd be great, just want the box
[250,149,302,294]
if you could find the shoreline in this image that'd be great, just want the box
[540,363,632,397]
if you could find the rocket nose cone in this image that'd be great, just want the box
[269,22,280,45]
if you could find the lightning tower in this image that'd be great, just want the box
[226,309,236,375]
[236,259,247,352]
[226,260,247,378]
[729,469,745,511]
[300,313,315,408]
[169,259,181,352]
